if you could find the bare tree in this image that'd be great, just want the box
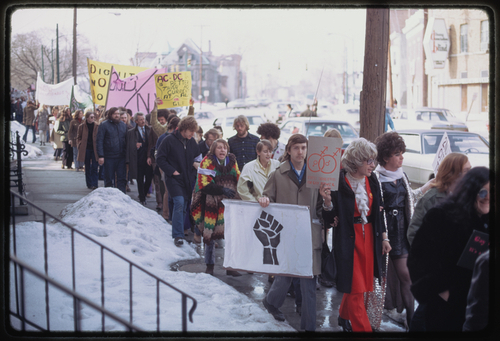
[10,29,93,93]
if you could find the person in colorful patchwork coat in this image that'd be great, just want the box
[191,138,242,277]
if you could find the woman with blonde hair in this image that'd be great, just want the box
[320,138,391,332]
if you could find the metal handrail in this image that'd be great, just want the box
[9,255,144,332]
[10,190,197,332]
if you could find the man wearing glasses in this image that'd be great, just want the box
[77,111,100,190]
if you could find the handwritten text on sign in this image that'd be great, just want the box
[306,136,343,190]
[154,72,192,109]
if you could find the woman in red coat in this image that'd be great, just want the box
[320,138,391,332]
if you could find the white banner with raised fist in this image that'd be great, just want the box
[222,199,313,278]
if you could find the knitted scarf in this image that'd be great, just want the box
[191,153,240,243]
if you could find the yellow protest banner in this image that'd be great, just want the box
[154,71,192,108]
[87,58,148,106]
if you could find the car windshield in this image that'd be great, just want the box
[225,115,265,127]
[346,109,359,114]
[305,122,358,138]
[422,133,489,154]
[194,112,214,120]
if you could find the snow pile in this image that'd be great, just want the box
[9,121,44,159]
[10,188,295,332]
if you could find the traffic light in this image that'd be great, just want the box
[187,58,191,67]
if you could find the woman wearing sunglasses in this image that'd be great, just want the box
[407,166,490,331]
[319,138,391,332]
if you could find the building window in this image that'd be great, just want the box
[480,20,489,52]
[460,24,468,53]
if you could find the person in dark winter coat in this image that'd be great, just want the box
[320,138,391,332]
[373,131,434,329]
[59,108,74,169]
[96,107,128,193]
[156,116,200,247]
[69,110,84,171]
[126,112,155,206]
[463,250,489,331]
[227,115,260,170]
[408,167,490,332]
[77,111,99,189]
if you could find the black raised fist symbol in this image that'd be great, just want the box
[253,211,284,265]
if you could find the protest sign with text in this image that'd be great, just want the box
[36,73,74,105]
[87,59,148,106]
[106,66,168,114]
[222,199,313,278]
[306,136,342,190]
[154,71,192,109]
[432,131,452,176]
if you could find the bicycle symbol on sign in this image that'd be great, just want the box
[307,146,341,174]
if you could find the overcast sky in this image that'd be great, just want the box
[11,6,368,96]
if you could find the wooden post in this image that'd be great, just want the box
[359,8,390,142]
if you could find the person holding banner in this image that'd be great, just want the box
[407,167,490,331]
[373,131,434,330]
[258,134,322,332]
[319,138,391,332]
[191,138,242,276]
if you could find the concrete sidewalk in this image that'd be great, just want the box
[9,142,406,333]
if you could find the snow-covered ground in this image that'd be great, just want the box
[9,121,47,160]
[9,187,296,332]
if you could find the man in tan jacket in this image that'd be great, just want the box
[258,133,321,332]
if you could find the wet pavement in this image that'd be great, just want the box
[11,141,407,334]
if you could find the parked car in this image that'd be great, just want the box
[398,129,489,185]
[227,98,249,109]
[394,107,469,132]
[200,109,267,138]
[279,117,359,149]
[315,101,336,116]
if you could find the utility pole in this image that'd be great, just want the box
[51,40,54,84]
[73,7,77,85]
[422,8,428,107]
[359,8,390,142]
[41,46,44,81]
[56,24,60,83]
[388,40,394,107]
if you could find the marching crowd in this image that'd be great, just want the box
[14,96,490,333]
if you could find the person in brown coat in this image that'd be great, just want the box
[77,111,99,189]
[69,110,84,171]
[22,100,40,143]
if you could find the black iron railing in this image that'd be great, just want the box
[10,190,197,332]
[9,255,144,332]
[10,131,28,206]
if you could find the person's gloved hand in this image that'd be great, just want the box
[222,188,236,198]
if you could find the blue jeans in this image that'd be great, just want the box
[73,146,83,169]
[205,240,215,264]
[103,157,127,194]
[23,124,36,142]
[85,149,98,188]
[171,196,187,239]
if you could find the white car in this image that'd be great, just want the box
[398,129,490,185]
[200,109,267,138]
[279,117,359,149]
[334,105,361,132]
[394,107,469,132]
[268,102,303,122]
